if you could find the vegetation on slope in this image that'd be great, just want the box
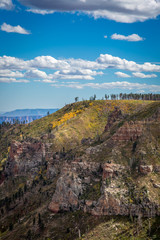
[0,100,159,168]
[18,100,154,150]
[0,100,160,240]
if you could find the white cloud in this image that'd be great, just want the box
[67,58,101,70]
[18,0,160,23]
[49,68,103,80]
[104,35,107,39]
[132,72,157,78]
[86,10,143,23]
[1,23,30,35]
[0,56,29,71]
[52,69,103,79]
[0,0,13,10]
[61,81,80,84]
[28,56,70,69]
[58,69,103,76]
[1,53,160,74]
[24,69,48,79]
[0,77,29,83]
[26,8,54,15]
[0,70,24,78]
[97,54,160,72]
[115,72,131,78]
[0,53,160,84]
[42,79,57,83]
[111,33,144,42]
[52,71,95,80]
[0,56,28,70]
[52,83,84,89]
[51,81,160,92]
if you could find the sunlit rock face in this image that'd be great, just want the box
[48,160,160,217]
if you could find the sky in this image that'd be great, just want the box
[0,0,160,111]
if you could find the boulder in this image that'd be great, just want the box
[154,165,160,173]
[153,183,160,188]
[139,165,153,174]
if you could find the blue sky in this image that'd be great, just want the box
[0,0,160,111]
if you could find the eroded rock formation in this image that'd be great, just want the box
[112,121,143,141]
[105,107,123,132]
[5,140,45,177]
[1,105,160,220]
[48,160,160,217]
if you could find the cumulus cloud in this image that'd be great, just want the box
[0,70,24,78]
[52,83,84,89]
[67,58,102,70]
[0,53,160,84]
[24,69,48,79]
[1,23,30,34]
[0,77,29,83]
[111,33,144,41]
[50,69,103,80]
[0,56,28,70]
[1,53,160,74]
[18,0,160,23]
[0,0,13,10]
[26,8,54,15]
[115,72,131,78]
[42,79,57,83]
[132,72,157,78]
[86,9,145,23]
[51,71,94,80]
[97,54,160,72]
[57,69,103,76]
[28,56,70,69]
[51,81,160,92]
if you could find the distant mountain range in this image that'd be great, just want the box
[0,108,59,124]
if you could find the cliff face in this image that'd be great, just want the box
[48,161,101,213]
[111,121,143,141]
[0,101,160,240]
[48,160,159,217]
[48,105,160,217]
[2,104,160,218]
[104,107,123,132]
[6,140,45,177]
[4,141,160,218]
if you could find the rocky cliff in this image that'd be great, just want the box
[0,100,160,240]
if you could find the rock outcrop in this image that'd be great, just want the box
[49,173,83,212]
[139,165,153,175]
[105,107,123,132]
[5,140,45,177]
[48,160,160,217]
[112,121,143,141]
[48,161,101,213]
[102,163,125,180]
[1,104,160,221]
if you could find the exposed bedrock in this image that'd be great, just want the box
[49,161,160,217]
